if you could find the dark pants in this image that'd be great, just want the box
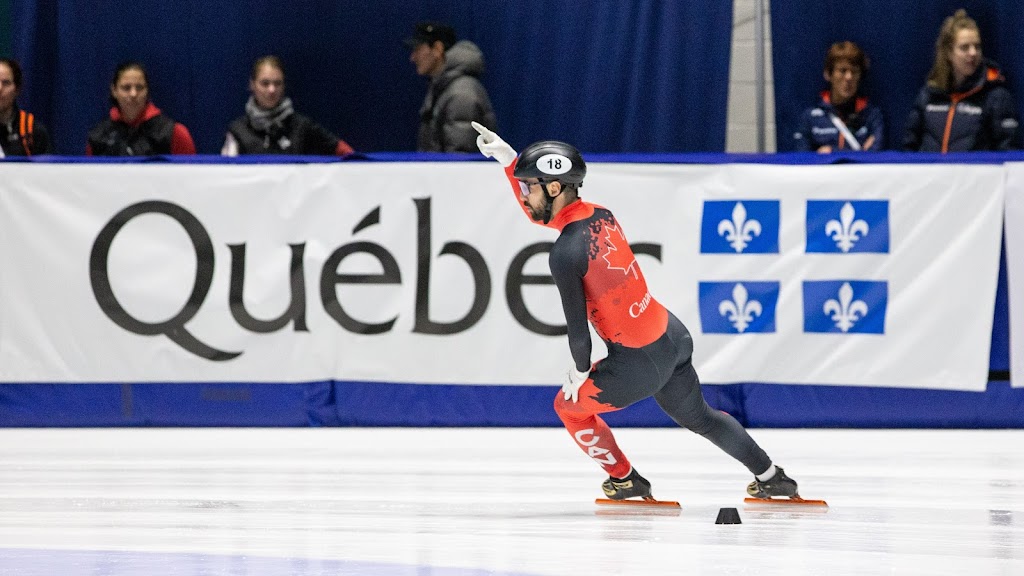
[554,312,772,478]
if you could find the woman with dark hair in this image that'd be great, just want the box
[793,41,884,152]
[902,9,1018,152]
[87,61,195,156]
[221,56,354,156]
[0,58,51,157]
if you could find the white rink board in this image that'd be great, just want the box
[1005,163,1024,388]
[0,162,1004,389]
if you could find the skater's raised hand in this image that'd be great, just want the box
[472,121,517,166]
[562,365,590,403]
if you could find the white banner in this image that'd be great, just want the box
[1006,163,1024,388]
[0,162,1004,389]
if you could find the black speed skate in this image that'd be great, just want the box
[595,468,681,510]
[601,468,652,500]
[746,466,799,499]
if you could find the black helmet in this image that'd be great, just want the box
[513,140,586,186]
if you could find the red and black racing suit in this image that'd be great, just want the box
[502,163,772,479]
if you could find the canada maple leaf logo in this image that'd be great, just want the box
[602,225,638,279]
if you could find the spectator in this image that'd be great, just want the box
[87,62,195,156]
[221,56,354,156]
[793,41,884,152]
[405,21,497,152]
[0,58,51,158]
[902,9,1018,152]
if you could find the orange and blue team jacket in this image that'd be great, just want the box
[902,59,1019,152]
[793,91,885,151]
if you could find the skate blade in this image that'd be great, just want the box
[743,496,828,507]
[595,497,681,509]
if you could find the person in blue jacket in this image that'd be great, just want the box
[793,41,884,152]
[902,9,1018,152]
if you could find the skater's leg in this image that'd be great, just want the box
[553,387,633,479]
[654,359,772,476]
[552,349,665,480]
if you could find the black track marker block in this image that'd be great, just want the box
[715,507,742,524]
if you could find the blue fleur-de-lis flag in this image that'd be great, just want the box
[700,200,780,253]
[806,200,889,253]
[803,280,888,334]
[698,281,779,333]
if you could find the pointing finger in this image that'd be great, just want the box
[471,121,493,137]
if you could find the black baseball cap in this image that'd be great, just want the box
[404,22,456,50]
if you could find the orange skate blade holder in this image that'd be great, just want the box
[595,496,681,509]
[743,496,828,507]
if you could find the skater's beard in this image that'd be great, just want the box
[525,201,545,221]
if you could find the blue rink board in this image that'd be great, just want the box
[1,379,1022,428]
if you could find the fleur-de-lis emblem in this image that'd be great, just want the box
[717,202,762,253]
[823,282,869,332]
[718,283,762,333]
[824,202,869,253]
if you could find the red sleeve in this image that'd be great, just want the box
[170,124,196,155]
[335,140,354,156]
[85,142,93,156]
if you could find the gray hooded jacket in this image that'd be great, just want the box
[418,40,497,152]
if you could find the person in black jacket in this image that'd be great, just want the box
[87,61,196,156]
[0,58,51,158]
[405,21,497,152]
[221,56,354,156]
[902,9,1018,152]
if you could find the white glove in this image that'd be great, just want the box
[472,121,517,166]
[562,365,591,403]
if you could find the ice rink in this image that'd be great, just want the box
[0,427,1021,575]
